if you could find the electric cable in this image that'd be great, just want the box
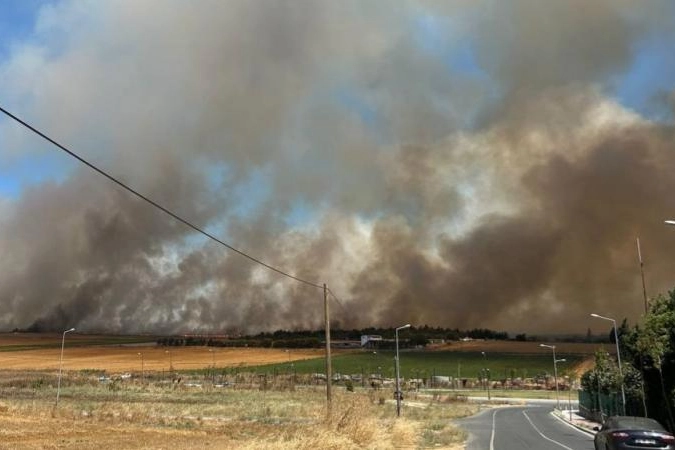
[0,105,323,289]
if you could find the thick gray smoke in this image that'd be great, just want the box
[1,1,674,334]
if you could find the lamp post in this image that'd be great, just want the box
[540,344,563,409]
[209,348,217,384]
[481,352,491,401]
[591,313,626,415]
[165,349,173,376]
[395,323,411,417]
[56,327,75,407]
[138,352,144,383]
[556,359,567,409]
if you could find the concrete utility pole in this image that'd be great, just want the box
[636,237,650,417]
[637,238,648,314]
[324,283,332,414]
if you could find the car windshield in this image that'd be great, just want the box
[608,417,666,431]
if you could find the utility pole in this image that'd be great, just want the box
[637,238,648,314]
[636,237,650,417]
[324,283,332,415]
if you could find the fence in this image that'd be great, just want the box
[579,390,636,423]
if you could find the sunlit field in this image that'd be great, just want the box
[0,334,490,449]
[0,334,602,448]
[0,369,476,449]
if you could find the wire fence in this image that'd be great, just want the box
[579,390,645,422]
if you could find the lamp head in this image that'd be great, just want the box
[66,327,75,332]
[665,220,675,226]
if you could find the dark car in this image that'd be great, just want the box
[594,416,675,450]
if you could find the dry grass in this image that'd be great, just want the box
[0,334,485,448]
[0,370,477,449]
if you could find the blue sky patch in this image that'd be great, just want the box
[613,34,675,122]
[0,1,46,59]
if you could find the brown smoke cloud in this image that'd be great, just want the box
[1,1,674,334]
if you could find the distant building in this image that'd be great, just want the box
[331,340,361,349]
[361,335,383,348]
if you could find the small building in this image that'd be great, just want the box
[331,340,361,349]
[361,335,382,348]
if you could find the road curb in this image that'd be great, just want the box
[550,409,597,437]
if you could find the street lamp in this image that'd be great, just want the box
[481,352,491,401]
[395,323,411,417]
[664,220,675,226]
[591,313,626,415]
[138,352,144,383]
[55,327,75,407]
[540,344,563,409]
[165,349,173,375]
[209,348,217,384]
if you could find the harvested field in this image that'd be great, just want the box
[0,333,337,373]
[0,345,330,373]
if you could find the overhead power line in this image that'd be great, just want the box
[326,287,349,315]
[0,105,323,289]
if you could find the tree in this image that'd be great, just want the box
[637,292,675,430]
[581,349,622,395]
[622,290,675,431]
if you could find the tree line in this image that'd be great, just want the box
[156,326,511,349]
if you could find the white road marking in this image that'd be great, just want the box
[522,410,574,450]
[490,409,497,450]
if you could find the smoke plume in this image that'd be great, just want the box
[1,1,674,334]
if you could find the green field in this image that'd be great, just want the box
[244,350,585,380]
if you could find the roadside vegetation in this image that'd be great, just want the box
[580,288,675,431]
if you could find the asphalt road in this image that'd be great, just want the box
[456,406,595,450]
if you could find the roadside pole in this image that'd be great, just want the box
[324,283,332,417]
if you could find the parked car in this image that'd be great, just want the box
[594,416,675,450]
